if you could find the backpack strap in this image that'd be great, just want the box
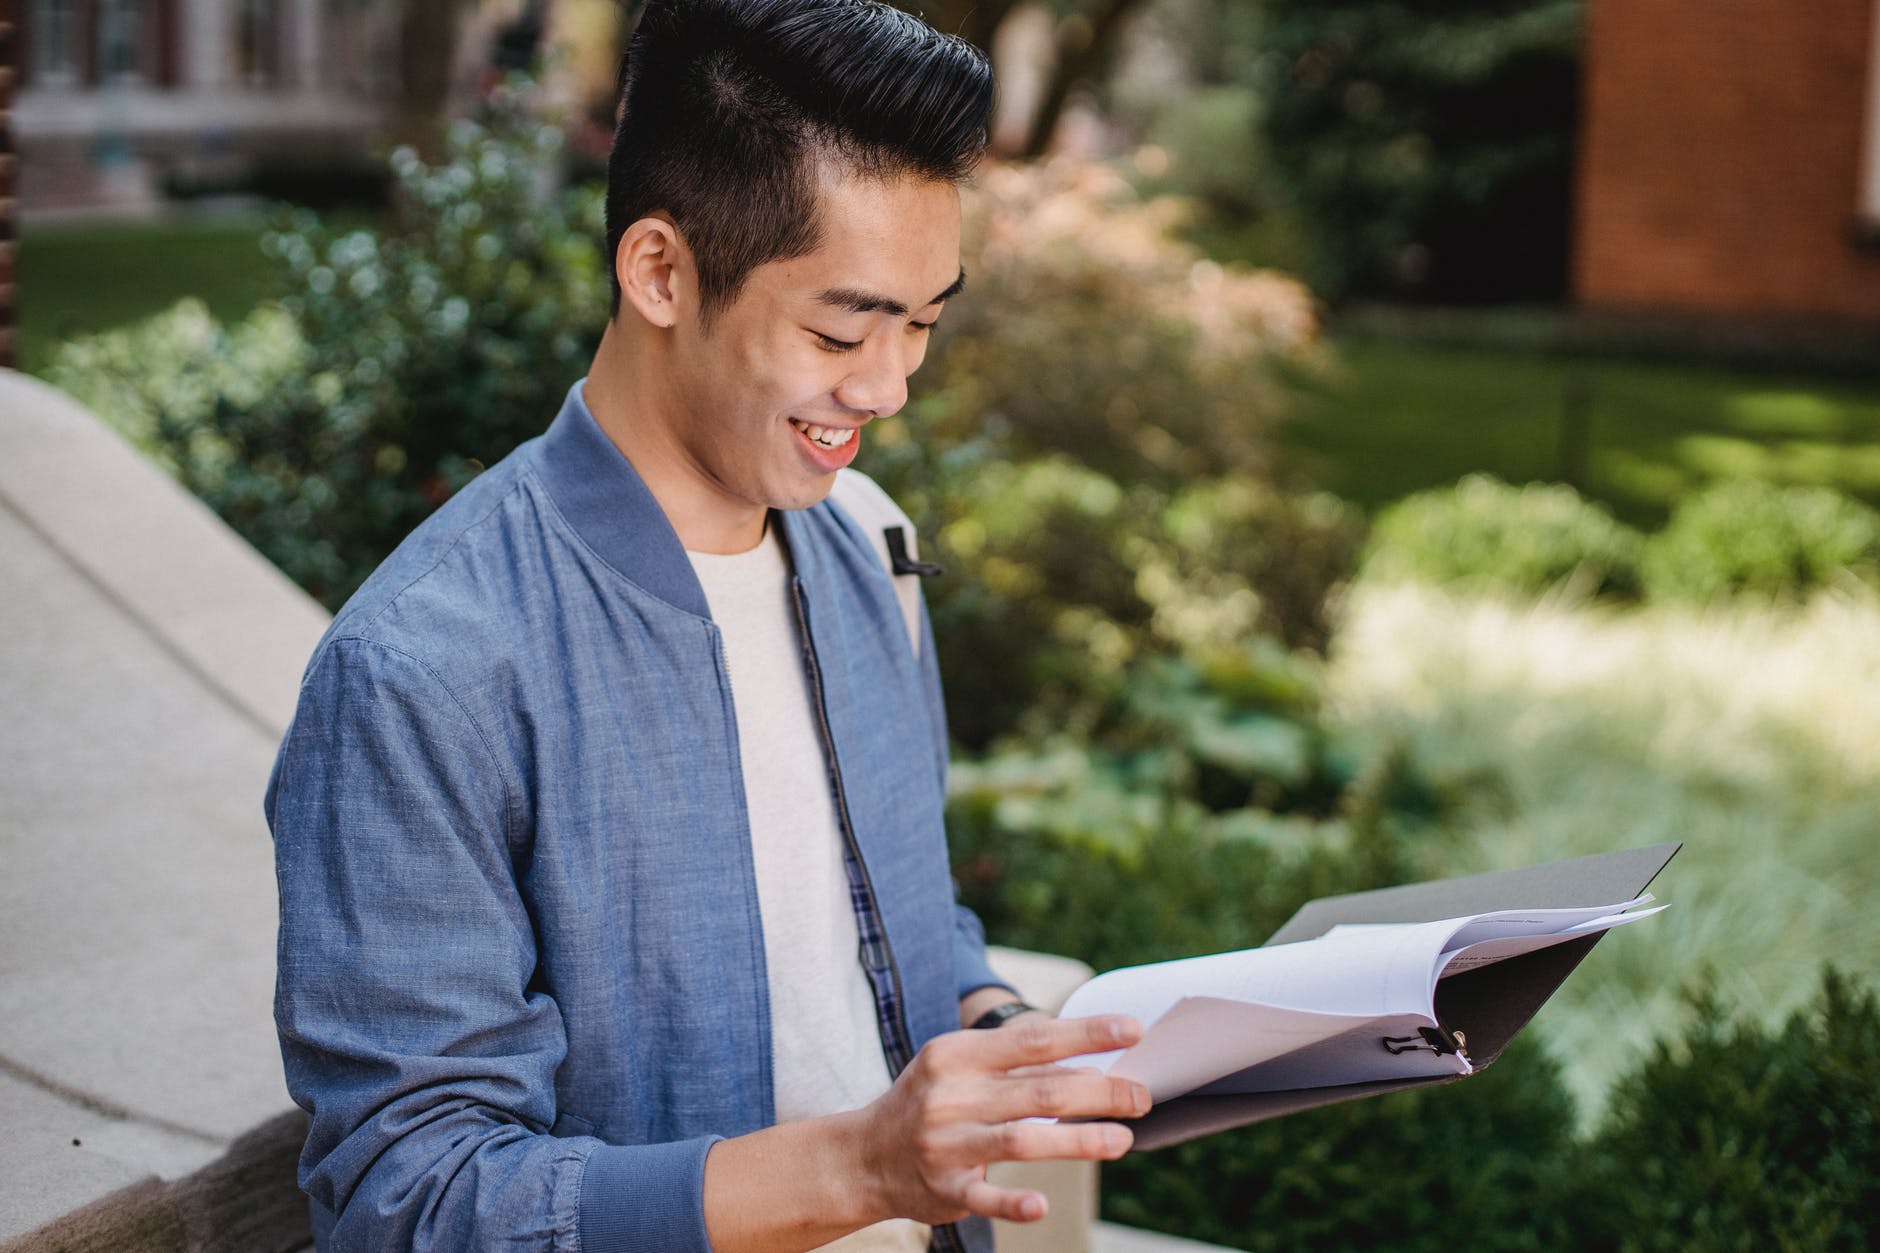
[826,469,937,659]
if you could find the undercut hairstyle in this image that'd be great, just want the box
[604,0,994,330]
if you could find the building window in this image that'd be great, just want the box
[235,0,283,88]
[97,0,143,84]
[30,0,81,86]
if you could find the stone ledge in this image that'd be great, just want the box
[1092,1221,1243,1252]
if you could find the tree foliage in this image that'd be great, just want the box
[1256,0,1582,302]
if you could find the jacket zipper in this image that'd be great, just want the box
[789,578,917,1073]
[789,580,969,1253]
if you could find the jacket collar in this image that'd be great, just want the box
[533,378,713,619]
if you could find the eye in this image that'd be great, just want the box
[813,333,861,353]
[910,320,935,333]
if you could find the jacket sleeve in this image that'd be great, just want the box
[913,600,1013,1006]
[266,636,719,1252]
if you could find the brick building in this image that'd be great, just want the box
[10,0,396,212]
[1573,0,1880,321]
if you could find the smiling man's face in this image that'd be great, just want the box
[657,164,964,526]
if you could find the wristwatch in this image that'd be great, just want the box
[969,999,1037,1030]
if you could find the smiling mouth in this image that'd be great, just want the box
[787,417,857,449]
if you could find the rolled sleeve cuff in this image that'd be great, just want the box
[953,913,1007,1005]
[578,1134,722,1253]
[955,950,1010,1006]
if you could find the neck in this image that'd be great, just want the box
[583,320,769,554]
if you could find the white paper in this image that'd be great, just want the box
[1111,1002,1469,1101]
[1056,896,1665,1101]
[1436,903,1666,975]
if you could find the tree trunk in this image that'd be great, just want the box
[393,0,471,158]
[910,0,1020,53]
[1021,0,1151,158]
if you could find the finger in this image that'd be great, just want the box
[959,1177,1049,1224]
[972,1013,1143,1069]
[981,1070,1151,1123]
[972,1117,1135,1164]
[1004,1062,1099,1079]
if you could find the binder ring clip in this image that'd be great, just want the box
[1382,1027,1470,1059]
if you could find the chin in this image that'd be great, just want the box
[776,475,839,511]
[750,467,836,514]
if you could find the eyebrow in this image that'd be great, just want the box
[814,267,966,318]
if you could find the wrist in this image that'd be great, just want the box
[968,999,1037,1030]
[958,983,1029,1029]
[827,1104,894,1230]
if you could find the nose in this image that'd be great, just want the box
[832,334,912,420]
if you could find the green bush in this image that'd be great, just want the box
[1129,86,1271,221]
[1104,1038,1578,1253]
[1640,479,1880,604]
[1151,478,1365,656]
[914,158,1318,493]
[863,439,1365,749]
[50,80,606,607]
[1562,971,1880,1251]
[1362,474,1643,598]
[46,300,364,597]
[948,642,1450,972]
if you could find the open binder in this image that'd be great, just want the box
[1120,841,1682,1151]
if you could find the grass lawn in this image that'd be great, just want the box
[15,209,381,376]
[1281,337,1880,526]
[15,215,283,375]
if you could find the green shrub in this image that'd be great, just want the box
[864,444,1364,750]
[1150,478,1365,655]
[912,158,1318,493]
[1640,479,1880,604]
[1362,474,1643,597]
[1562,971,1880,1251]
[45,300,365,596]
[1128,86,1272,221]
[49,80,606,607]
[1104,1038,1579,1253]
[947,642,1450,971]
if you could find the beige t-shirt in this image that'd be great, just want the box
[689,525,930,1253]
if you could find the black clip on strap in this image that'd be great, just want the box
[885,526,943,577]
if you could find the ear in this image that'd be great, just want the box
[614,214,692,330]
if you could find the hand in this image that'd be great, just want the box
[850,1013,1149,1226]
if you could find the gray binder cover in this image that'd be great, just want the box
[1123,841,1682,1151]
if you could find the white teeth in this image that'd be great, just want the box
[789,419,856,449]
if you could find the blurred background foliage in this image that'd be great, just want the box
[50,85,607,606]
[1253,0,1581,303]
[22,1,1880,1247]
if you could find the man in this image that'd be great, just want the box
[265,1,1149,1250]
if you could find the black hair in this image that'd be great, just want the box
[604,0,993,330]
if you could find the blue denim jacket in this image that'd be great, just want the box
[266,381,1004,1251]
